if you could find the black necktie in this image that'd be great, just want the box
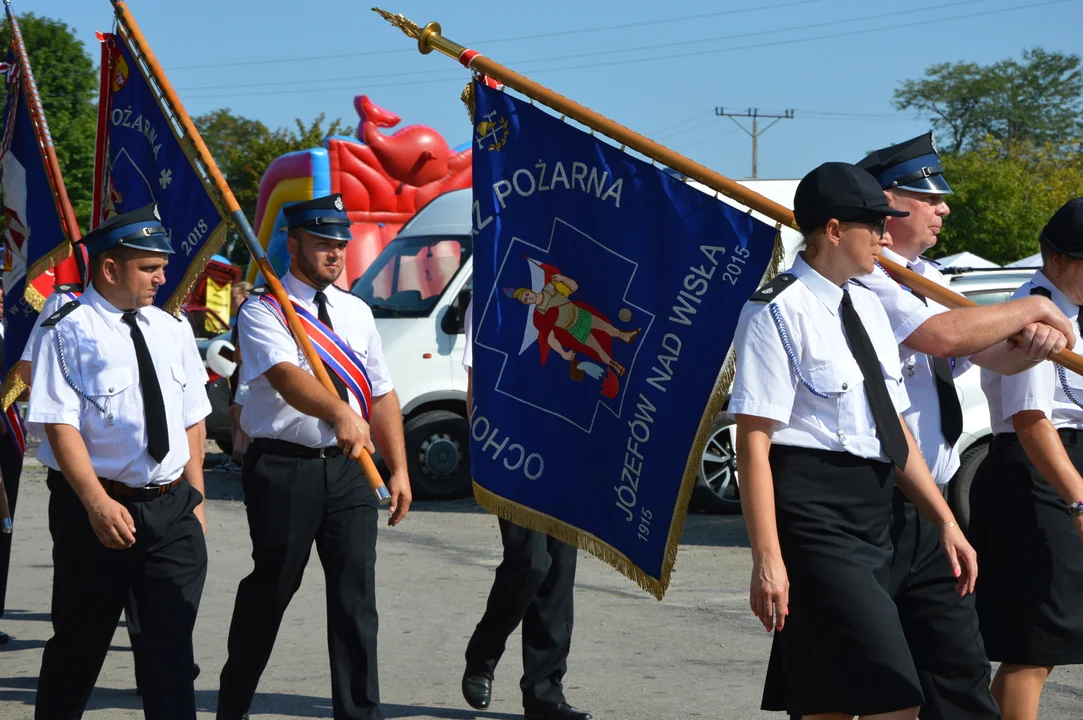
[121,311,169,464]
[910,288,964,446]
[840,289,909,469]
[313,291,349,403]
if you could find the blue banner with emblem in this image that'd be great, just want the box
[469,82,779,598]
[1,49,72,406]
[93,30,226,313]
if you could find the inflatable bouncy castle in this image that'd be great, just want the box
[248,95,472,289]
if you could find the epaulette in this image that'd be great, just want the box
[41,301,81,328]
[54,283,83,293]
[750,273,795,302]
[1030,285,1052,299]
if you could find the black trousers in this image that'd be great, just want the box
[0,431,24,618]
[465,518,577,711]
[889,489,1000,720]
[35,470,207,720]
[217,443,380,720]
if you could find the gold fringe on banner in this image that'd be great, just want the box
[1,369,27,412]
[165,221,229,316]
[472,481,672,599]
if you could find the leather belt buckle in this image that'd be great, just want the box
[317,446,340,459]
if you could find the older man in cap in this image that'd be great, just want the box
[217,194,411,720]
[855,133,1077,720]
[29,204,212,719]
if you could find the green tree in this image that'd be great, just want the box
[193,109,347,266]
[929,138,1083,265]
[0,13,98,230]
[894,48,1083,154]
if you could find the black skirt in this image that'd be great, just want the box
[969,430,1083,666]
[761,445,923,716]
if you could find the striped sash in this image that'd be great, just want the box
[3,404,26,456]
[258,294,373,421]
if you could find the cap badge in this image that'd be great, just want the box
[152,204,161,221]
[334,196,344,211]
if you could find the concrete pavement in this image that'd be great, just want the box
[1,449,1079,719]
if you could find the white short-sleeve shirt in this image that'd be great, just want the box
[21,287,82,364]
[26,282,212,487]
[462,298,474,371]
[237,271,394,448]
[859,248,971,484]
[983,270,1083,434]
[729,254,910,463]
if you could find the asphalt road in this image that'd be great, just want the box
[1,448,1080,719]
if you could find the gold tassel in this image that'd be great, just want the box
[461,80,476,124]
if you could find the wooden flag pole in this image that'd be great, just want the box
[5,0,82,247]
[372,8,1083,377]
[110,1,390,504]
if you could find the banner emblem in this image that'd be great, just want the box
[475,110,509,151]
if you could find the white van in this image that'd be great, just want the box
[350,189,476,500]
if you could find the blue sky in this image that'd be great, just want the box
[21,0,1083,180]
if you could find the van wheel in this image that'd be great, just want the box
[405,410,471,500]
[948,441,989,534]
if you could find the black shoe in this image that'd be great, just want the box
[193,663,201,680]
[524,702,593,720]
[461,670,493,710]
[0,630,10,645]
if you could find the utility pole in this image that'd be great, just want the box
[714,107,794,178]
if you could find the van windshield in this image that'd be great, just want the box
[351,235,472,318]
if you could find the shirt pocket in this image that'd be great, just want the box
[806,358,872,438]
[83,366,134,426]
[170,363,187,389]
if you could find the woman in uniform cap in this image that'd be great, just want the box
[730,161,977,719]
[970,197,1083,719]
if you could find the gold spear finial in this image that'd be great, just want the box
[371,8,421,39]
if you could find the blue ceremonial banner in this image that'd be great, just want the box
[469,82,779,598]
[94,31,226,312]
[1,51,71,405]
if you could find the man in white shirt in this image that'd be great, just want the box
[855,134,1072,720]
[216,194,410,720]
[28,204,211,720]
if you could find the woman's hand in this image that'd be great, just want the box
[939,521,978,596]
[750,553,789,632]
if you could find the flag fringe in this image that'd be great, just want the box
[1,368,26,412]
[472,481,671,599]
[164,220,229,316]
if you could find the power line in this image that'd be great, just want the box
[168,0,988,94]
[174,0,1067,101]
[162,0,829,72]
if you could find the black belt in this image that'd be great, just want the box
[253,437,343,459]
[99,477,181,500]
